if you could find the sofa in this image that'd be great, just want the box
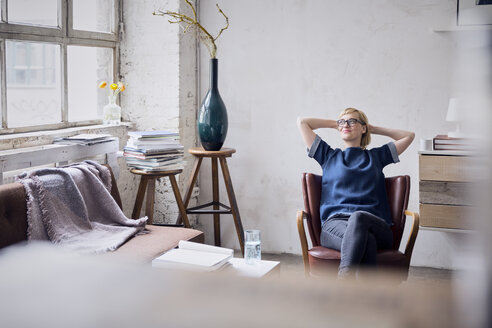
[0,165,204,263]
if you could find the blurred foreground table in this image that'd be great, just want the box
[226,258,280,278]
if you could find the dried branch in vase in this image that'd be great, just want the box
[153,0,229,58]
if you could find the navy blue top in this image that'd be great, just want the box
[308,135,399,226]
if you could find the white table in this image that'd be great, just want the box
[226,258,280,278]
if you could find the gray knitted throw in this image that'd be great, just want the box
[17,161,147,253]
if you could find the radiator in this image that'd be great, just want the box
[0,141,119,185]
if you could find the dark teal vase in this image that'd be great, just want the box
[198,58,228,151]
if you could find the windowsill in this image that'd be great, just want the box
[0,121,135,151]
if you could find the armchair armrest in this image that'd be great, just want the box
[403,210,420,258]
[297,210,310,276]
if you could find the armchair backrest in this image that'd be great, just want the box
[302,173,323,247]
[302,173,410,250]
[385,175,410,249]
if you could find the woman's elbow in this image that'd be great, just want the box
[296,117,305,127]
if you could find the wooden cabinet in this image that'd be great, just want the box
[419,151,474,230]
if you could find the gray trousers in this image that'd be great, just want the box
[320,211,393,273]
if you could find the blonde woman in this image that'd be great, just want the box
[297,108,414,278]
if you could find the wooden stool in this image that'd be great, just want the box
[178,147,245,255]
[131,169,190,228]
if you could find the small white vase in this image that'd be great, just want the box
[103,95,121,125]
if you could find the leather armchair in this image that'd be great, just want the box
[297,173,419,279]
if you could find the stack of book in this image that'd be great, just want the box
[433,135,476,151]
[123,130,185,171]
[53,134,115,145]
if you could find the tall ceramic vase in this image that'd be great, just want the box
[198,58,228,151]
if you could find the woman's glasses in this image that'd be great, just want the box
[336,118,364,127]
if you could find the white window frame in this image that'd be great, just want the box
[0,0,121,134]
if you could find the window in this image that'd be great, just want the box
[73,0,113,33]
[67,46,113,121]
[7,41,58,86]
[8,0,59,27]
[0,0,120,133]
[6,41,61,127]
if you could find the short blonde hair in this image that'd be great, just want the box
[338,107,371,149]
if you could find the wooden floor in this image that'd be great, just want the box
[234,252,471,327]
[258,252,457,282]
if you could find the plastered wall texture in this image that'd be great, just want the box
[120,0,198,225]
[3,1,490,269]
[195,0,491,269]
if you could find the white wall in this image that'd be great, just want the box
[195,0,484,269]
[117,0,490,269]
[119,0,198,223]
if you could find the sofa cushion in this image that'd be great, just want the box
[106,225,204,263]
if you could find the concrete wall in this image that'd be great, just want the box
[119,0,198,223]
[194,0,487,269]
[118,0,490,270]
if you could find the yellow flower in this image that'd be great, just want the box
[99,80,125,96]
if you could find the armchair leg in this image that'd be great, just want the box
[403,210,420,262]
[296,210,310,277]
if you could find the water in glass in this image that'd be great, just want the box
[244,230,261,264]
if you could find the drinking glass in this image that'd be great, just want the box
[244,229,261,264]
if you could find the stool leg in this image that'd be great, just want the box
[212,157,221,247]
[145,177,156,225]
[177,157,202,225]
[132,176,149,220]
[219,157,245,256]
[169,174,191,228]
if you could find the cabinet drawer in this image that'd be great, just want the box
[419,155,470,182]
[419,181,472,206]
[419,204,474,230]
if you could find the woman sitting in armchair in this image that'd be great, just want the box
[297,108,414,278]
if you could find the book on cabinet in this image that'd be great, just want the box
[432,134,476,151]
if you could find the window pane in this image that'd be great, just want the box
[14,43,27,66]
[68,46,113,121]
[6,41,61,128]
[8,0,58,27]
[73,0,113,33]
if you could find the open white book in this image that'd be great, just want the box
[152,240,233,271]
